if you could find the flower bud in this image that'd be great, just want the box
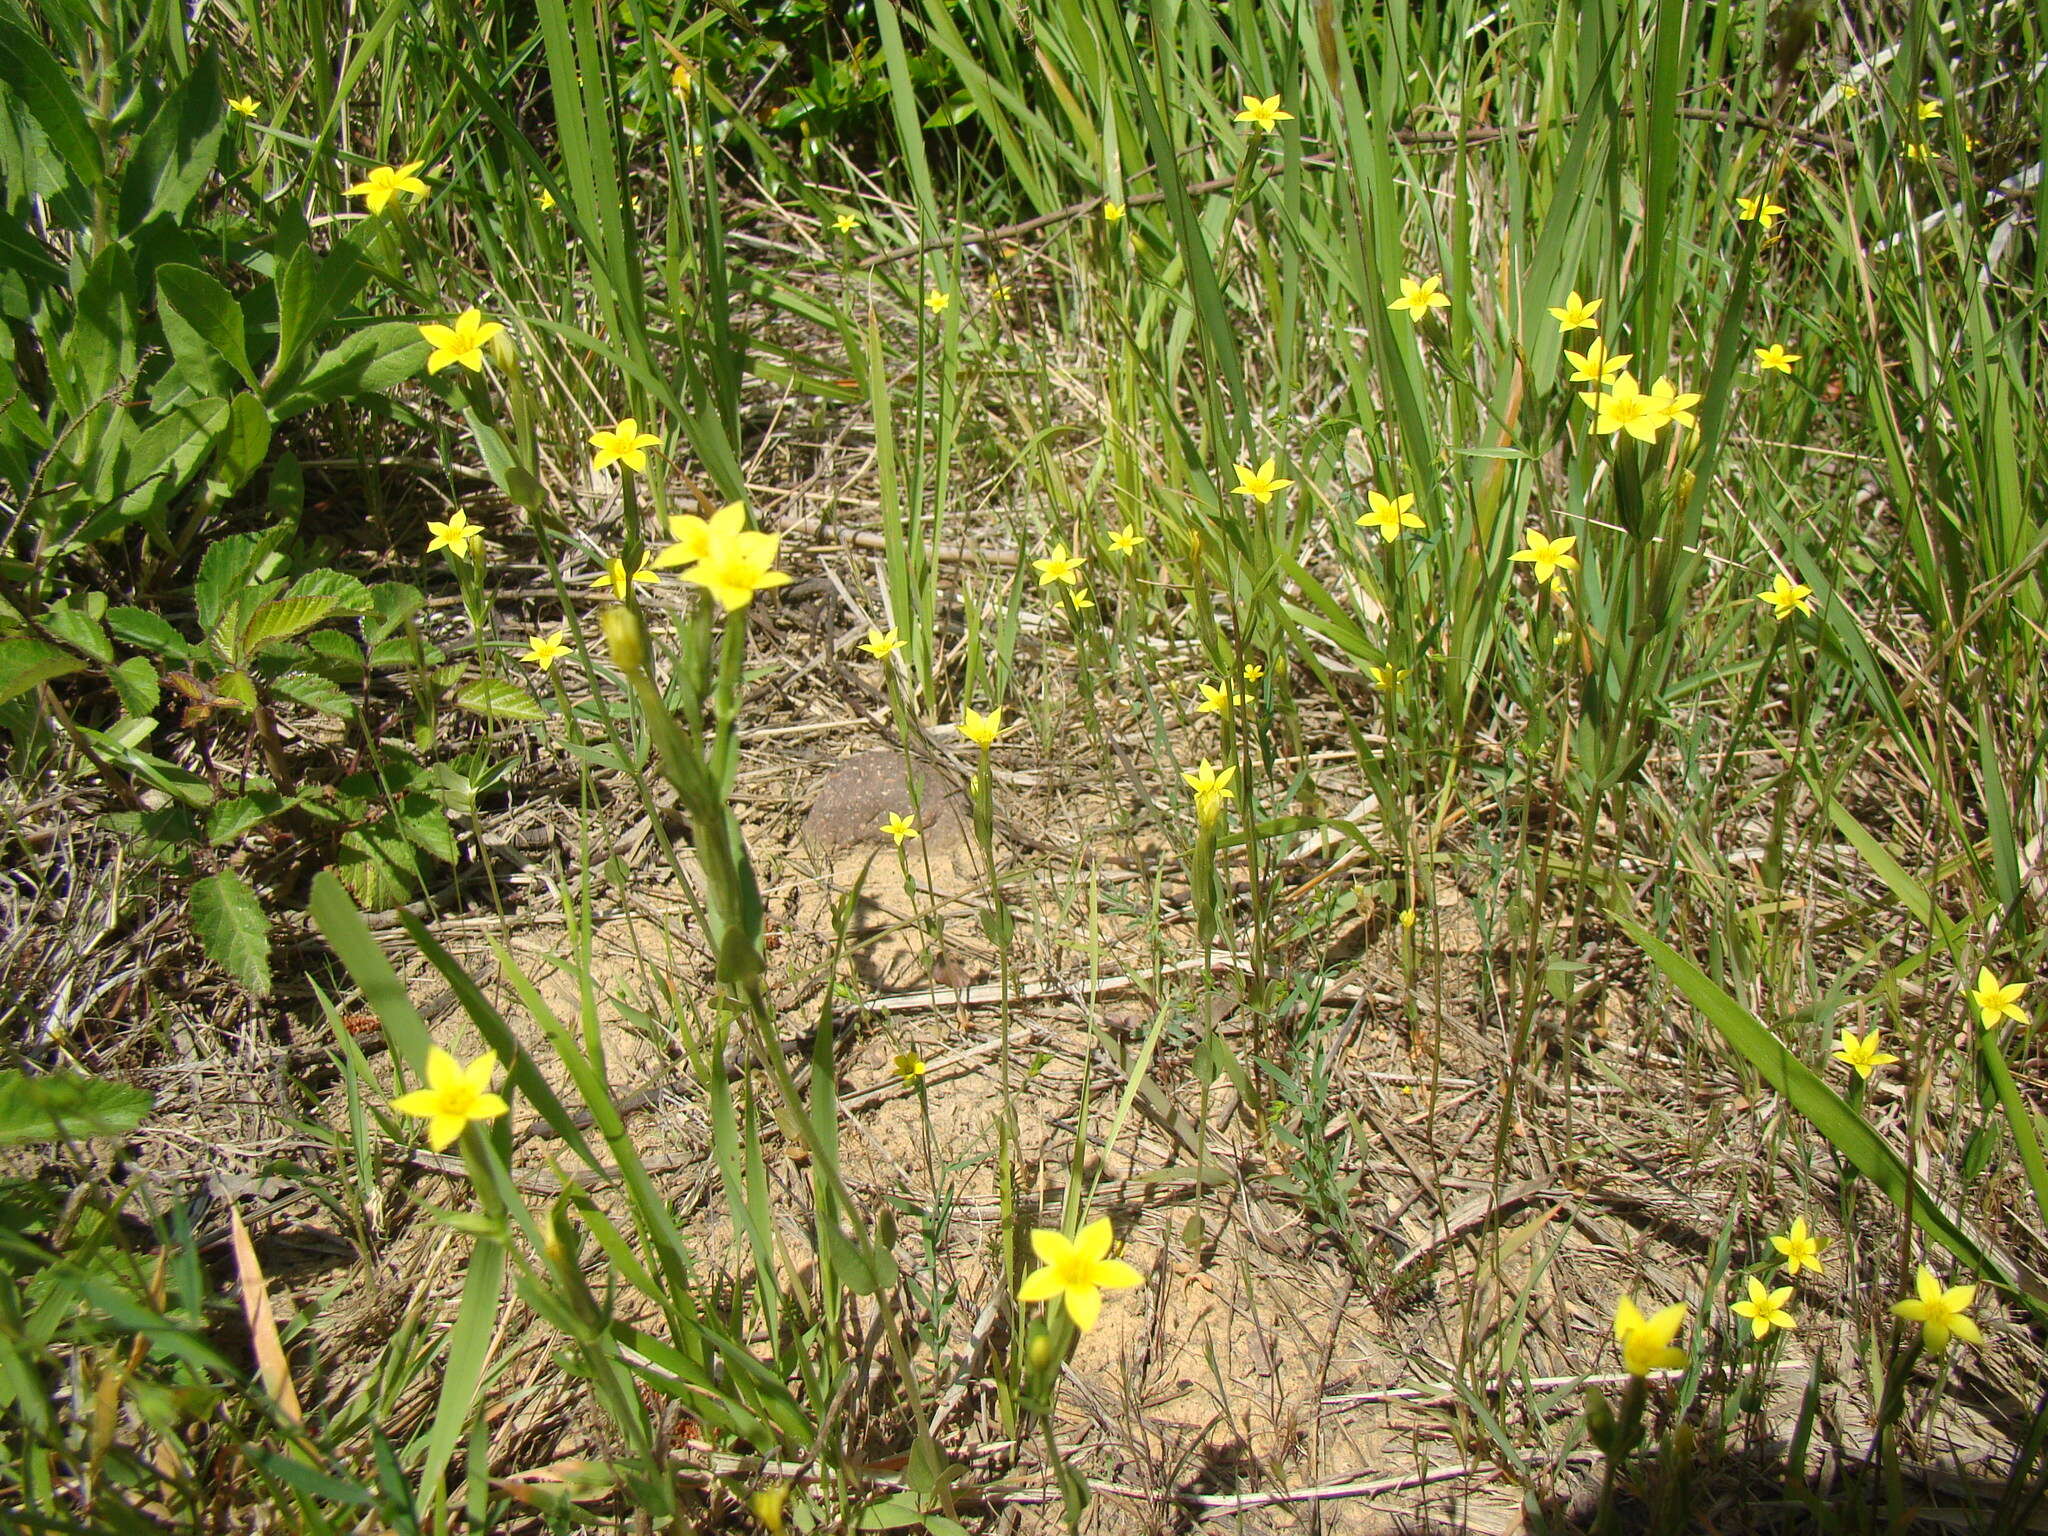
[1025,1328,1058,1371]
[748,1483,789,1535]
[601,605,645,675]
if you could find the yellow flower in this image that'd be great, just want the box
[518,629,571,671]
[1613,1297,1689,1377]
[1242,663,1264,683]
[1183,759,1235,826]
[589,417,662,475]
[1731,1276,1796,1340]
[1736,194,1786,229]
[1107,524,1144,556]
[748,1483,788,1536]
[1892,1266,1982,1355]
[1033,542,1087,586]
[1016,1217,1143,1331]
[988,280,1013,302]
[1755,344,1801,374]
[1356,490,1423,543]
[883,813,919,847]
[1592,373,1671,442]
[425,510,486,559]
[1564,338,1632,386]
[677,521,792,612]
[1368,663,1409,688]
[536,187,557,211]
[958,706,1002,748]
[1832,1027,1899,1080]
[1757,573,1815,621]
[1069,587,1096,611]
[1389,273,1451,319]
[390,1046,510,1152]
[652,501,747,570]
[1195,681,1242,715]
[1903,141,1931,163]
[1232,457,1294,504]
[925,290,951,314]
[1234,93,1293,131]
[1969,967,2029,1030]
[892,1051,927,1082]
[1547,292,1602,333]
[1649,376,1701,430]
[588,554,660,601]
[671,58,696,97]
[345,160,429,215]
[227,95,261,118]
[860,626,904,660]
[1771,1217,1825,1278]
[833,211,858,233]
[1510,529,1579,584]
[1102,200,1125,222]
[1840,82,1861,101]
[417,308,507,375]
[1916,98,1942,121]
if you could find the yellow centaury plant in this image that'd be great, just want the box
[1016,1217,1143,1331]
[417,309,506,374]
[390,1047,509,1150]
[1892,1267,1982,1354]
[1613,1297,1689,1377]
[425,510,485,559]
[346,161,428,215]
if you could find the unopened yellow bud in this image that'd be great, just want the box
[748,1482,789,1535]
[1025,1328,1058,1370]
[600,605,646,675]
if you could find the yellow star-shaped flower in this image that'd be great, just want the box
[1916,99,1942,121]
[1102,200,1125,222]
[833,211,858,233]
[1510,529,1579,584]
[589,417,662,476]
[536,187,557,211]
[671,59,696,97]
[1356,490,1423,543]
[651,501,747,570]
[1234,93,1293,132]
[587,554,661,601]
[1969,967,2029,1029]
[1564,338,1632,386]
[1547,291,1602,333]
[1368,663,1409,688]
[518,630,571,671]
[1771,1217,1825,1277]
[958,706,1002,748]
[1033,542,1087,586]
[1592,373,1672,442]
[1831,1027,1899,1080]
[1735,194,1786,229]
[677,521,792,612]
[925,290,951,314]
[1755,344,1801,374]
[1016,1217,1144,1331]
[1183,758,1235,826]
[1389,273,1451,319]
[1649,376,1701,430]
[1107,523,1144,555]
[882,812,919,847]
[227,95,261,118]
[1731,1277,1796,1340]
[417,308,507,375]
[860,626,904,660]
[1195,681,1242,715]
[1892,1266,1982,1355]
[425,510,485,559]
[1758,573,1815,621]
[1242,663,1264,683]
[1613,1297,1688,1376]
[892,1051,927,1082]
[1232,457,1294,504]
[390,1047,510,1151]
[345,160,429,215]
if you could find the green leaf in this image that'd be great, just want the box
[117,55,226,233]
[108,654,158,716]
[0,637,84,704]
[63,243,139,403]
[106,605,190,657]
[392,793,458,865]
[208,791,293,845]
[268,322,427,418]
[157,263,255,394]
[282,567,372,612]
[195,528,289,635]
[0,13,102,182]
[0,1070,152,1147]
[201,392,272,505]
[41,595,112,664]
[334,824,427,910]
[269,668,354,717]
[103,396,231,530]
[189,869,273,996]
[240,595,343,656]
[450,676,545,723]
[1616,916,2047,1321]
[274,237,370,376]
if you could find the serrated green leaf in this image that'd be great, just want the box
[392,793,458,865]
[0,637,85,704]
[240,595,342,656]
[334,824,426,910]
[106,605,190,656]
[195,528,289,635]
[157,264,254,394]
[0,1070,152,1147]
[41,597,112,665]
[269,668,354,717]
[207,792,292,845]
[108,655,158,716]
[189,870,273,996]
[282,567,372,613]
[451,676,545,723]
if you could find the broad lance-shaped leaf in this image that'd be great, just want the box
[1617,915,2047,1321]
[190,869,273,996]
